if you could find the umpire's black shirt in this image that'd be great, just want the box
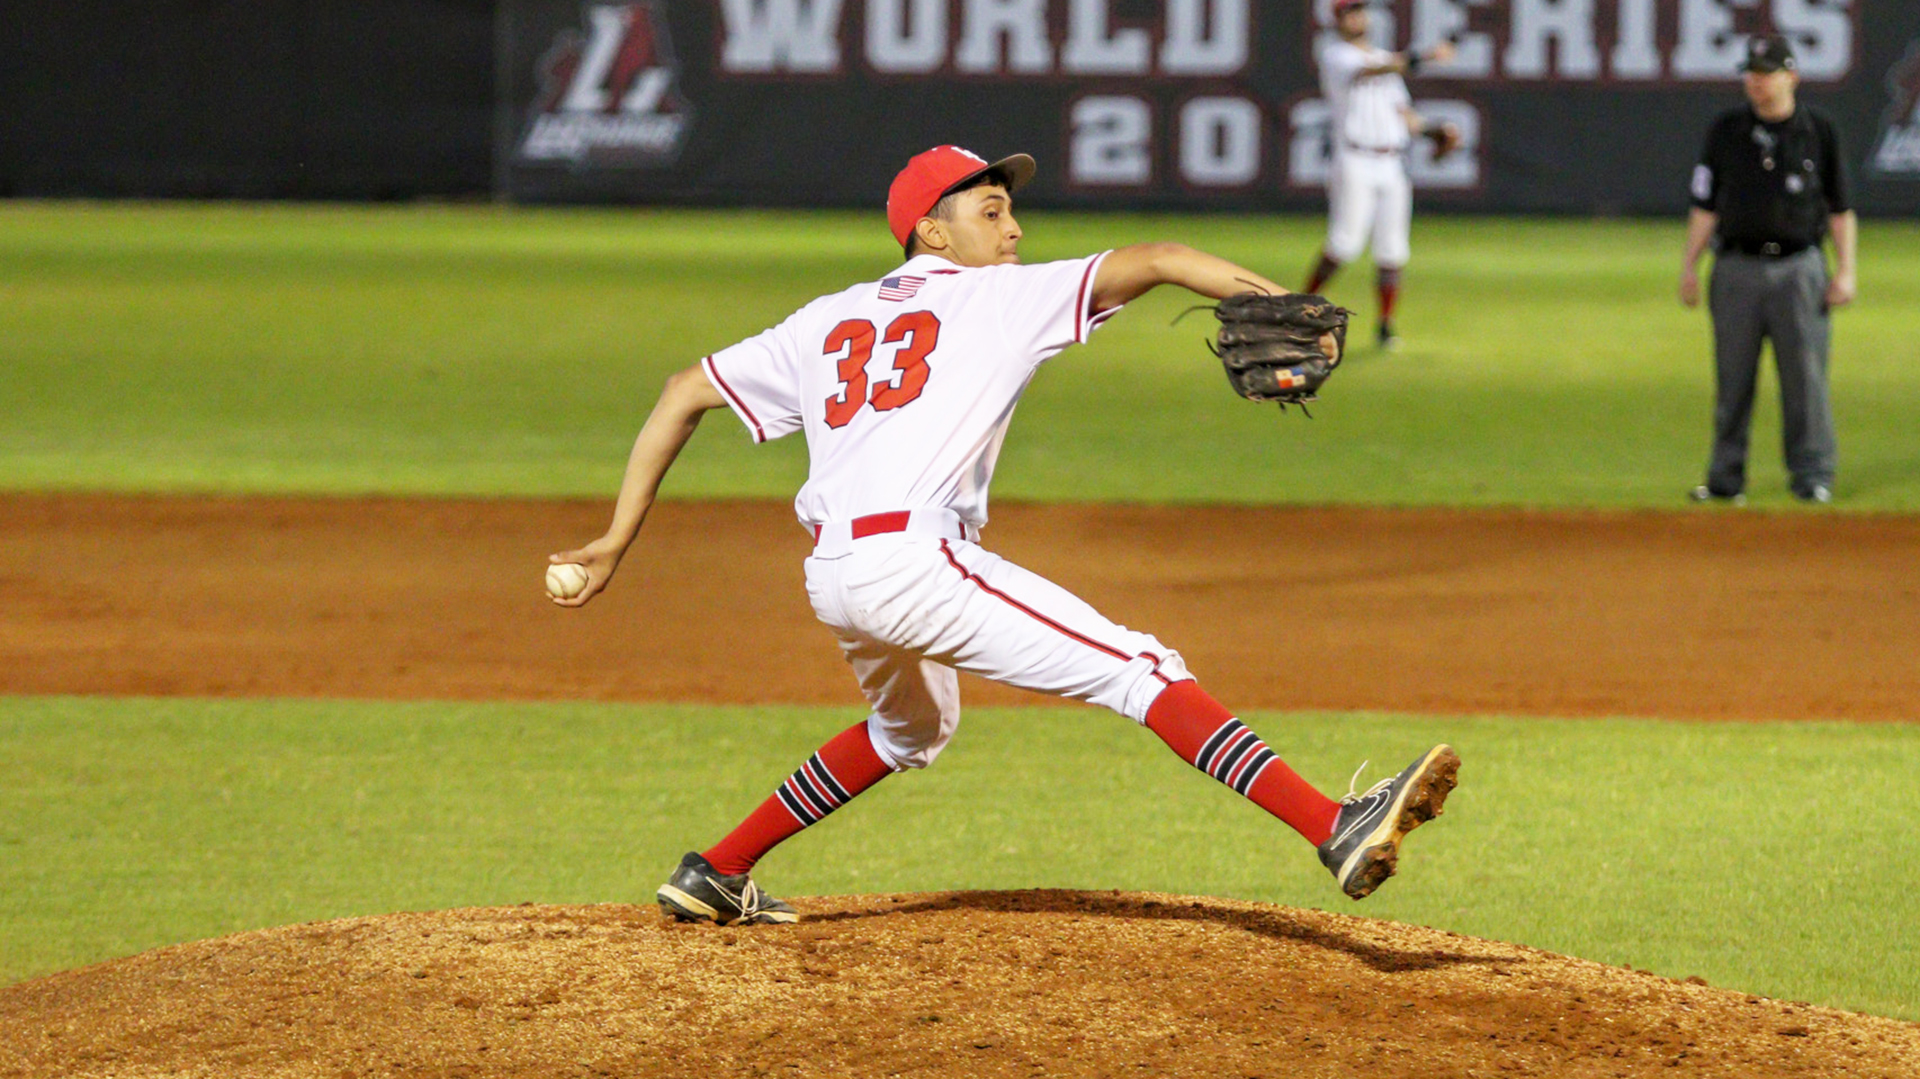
[1691,104,1851,255]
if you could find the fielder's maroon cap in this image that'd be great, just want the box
[1332,0,1369,13]
[886,145,1036,248]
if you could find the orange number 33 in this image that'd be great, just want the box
[822,311,941,429]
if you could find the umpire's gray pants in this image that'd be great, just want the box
[1705,249,1836,496]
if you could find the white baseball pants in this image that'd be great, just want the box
[1325,150,1412,268]
[803,529,1190,771]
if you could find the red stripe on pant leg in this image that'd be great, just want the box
[939,540,1139,664]
[1138,650,1175,685]
[1144,681,1341,846]
[705,720,892,875]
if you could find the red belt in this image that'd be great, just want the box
[812,510,916,542]
[810,510,974,554]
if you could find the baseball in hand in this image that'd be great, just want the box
[546,562,590,600]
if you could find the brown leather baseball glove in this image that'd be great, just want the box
[1210,292,1350,410]
[1423,121,1463,161]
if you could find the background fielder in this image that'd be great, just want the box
[1304,0,1458,350]
[552,145,1457,924]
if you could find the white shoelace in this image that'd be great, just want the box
[1341,759,1394,804]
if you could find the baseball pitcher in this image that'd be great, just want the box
[552,145,1458,924]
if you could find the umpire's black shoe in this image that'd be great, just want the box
[1689,484,1746,506]
[1316,745,1459,900]
[656,852,799,925]
[1792,482,1833,504]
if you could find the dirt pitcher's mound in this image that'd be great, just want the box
[2,894,1915,1079]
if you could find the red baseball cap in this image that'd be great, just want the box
[1332,0,1369,13]
[886,145,1036,248]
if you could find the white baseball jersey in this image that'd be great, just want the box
[701,251,1190,770]
[703,252,1120,532]
[1317,36,1414,267]
[1318,37,1411,154]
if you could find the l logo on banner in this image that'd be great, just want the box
[1871,40,1920,177]
[519,2,694,170]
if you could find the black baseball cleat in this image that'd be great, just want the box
[1317,745,1459,900]
[656,851,800,925]
[1376,321,1401,351]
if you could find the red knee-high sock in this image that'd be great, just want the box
[703,720,893,875]
[1145,681,1341,846]
[1376,265,1403,323]
[1305,253,1342,295]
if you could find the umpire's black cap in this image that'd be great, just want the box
[1742,35,1796,74]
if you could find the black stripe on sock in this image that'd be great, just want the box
[1195,720,1244,772]
[790,770,836,818]
[1213,734,1259,783]
[1232,748,1276,795]
[808,755,852,804]
[776,784,818,825]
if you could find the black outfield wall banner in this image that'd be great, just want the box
[498,0,1920,216]
[3,2,493,199]
[9,1,1919,212]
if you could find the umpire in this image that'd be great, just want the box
[1680,34,1857,505]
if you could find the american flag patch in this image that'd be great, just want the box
[877,275,926,301]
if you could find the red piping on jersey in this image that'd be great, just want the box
[939,540,1173,684]
[1074,258,1098,343]
[702,354,764,442]
[1075,251,1119,344]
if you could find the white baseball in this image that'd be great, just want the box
[546,562,590,600]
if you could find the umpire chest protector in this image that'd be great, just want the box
[1693,105,1849,256]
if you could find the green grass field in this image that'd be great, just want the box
[3,697,1916,1020]
[4,203,1918,506]
[2,204,1917,1021]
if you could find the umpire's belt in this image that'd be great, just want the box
[810,508,978,558]
[1721,239,1812,258]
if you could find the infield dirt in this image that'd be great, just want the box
[3,493,1918,1077]
[5,493,1918,719]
